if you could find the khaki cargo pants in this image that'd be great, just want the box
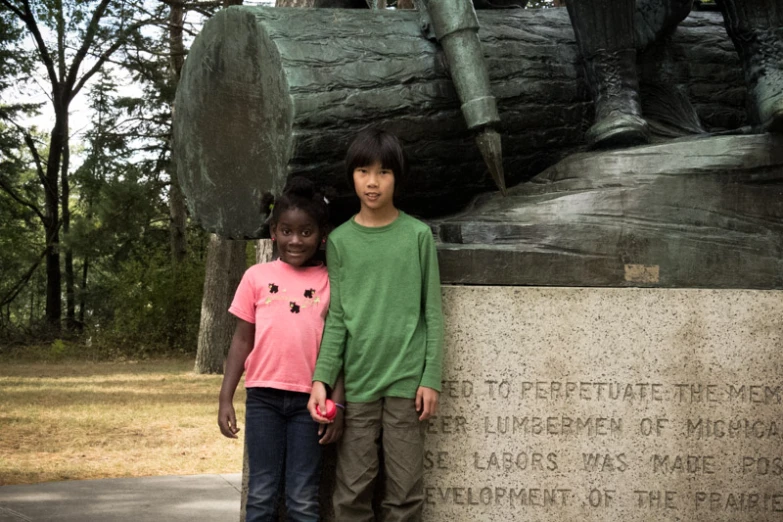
[333,397,426,522]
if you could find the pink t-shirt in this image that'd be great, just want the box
[229,259,330,393]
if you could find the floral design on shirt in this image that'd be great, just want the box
[263,283,321,310]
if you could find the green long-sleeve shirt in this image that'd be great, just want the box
[312,211,444,402]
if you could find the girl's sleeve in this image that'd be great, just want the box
[228,269,256,324]
[312,238,347,388]
[419,228,444,391]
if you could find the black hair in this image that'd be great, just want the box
[345,128,408,194]
[263,177,330,232]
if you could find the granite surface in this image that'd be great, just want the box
[423,286,783,521]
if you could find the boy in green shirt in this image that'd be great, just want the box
[308,128,444,521]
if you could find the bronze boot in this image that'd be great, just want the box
[567,0,650,148]
[717,0,783,132]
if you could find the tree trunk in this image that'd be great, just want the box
[166,0,190,349]
[62,112,76,332]
[176,8,746,237]
[168,172,188,265]
[44,107,65,333]
[194,234,246,374]
[169,0,188,267]
[29,282,35,326]
[78,256,88,330]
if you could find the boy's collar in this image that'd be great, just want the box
[354,207,400,228]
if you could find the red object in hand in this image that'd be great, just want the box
[317,399,337,420]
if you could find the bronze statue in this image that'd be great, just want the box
[174,1,783,257]
[564,0,783,147]
[718,0,783,132]
[425,0,782,152]
[420,0,507,193]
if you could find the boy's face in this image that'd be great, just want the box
[353,161,395,212]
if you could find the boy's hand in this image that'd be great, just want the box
[416,386,439,421]
[218,401,240,439]
[318,407,344,444]
[308,381,331,424]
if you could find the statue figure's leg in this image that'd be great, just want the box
[716,0,783,131]
[566,0,650,148]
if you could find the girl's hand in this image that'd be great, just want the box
[218,401,240,439]
[318,407,344,445]
[308,381,331,424]
[416,386,439,421]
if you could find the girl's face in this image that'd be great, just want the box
[271,208,322,267]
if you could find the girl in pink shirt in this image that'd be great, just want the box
[218,177,343,522]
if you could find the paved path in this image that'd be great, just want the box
[0,474,242,522]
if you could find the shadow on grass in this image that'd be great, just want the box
[2,387,244,407]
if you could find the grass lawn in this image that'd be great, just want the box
[0,358,246,486]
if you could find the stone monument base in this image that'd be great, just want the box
[422,285,783,522]
[258,285,782,522]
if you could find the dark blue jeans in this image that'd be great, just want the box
[245,387,322,522]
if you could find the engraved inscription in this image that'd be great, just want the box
[520,381,665,402]
[426,416,468,435]
[425,486,572,507]
[694,492,783,512]
[473,451,558,471]
[652,454,716,474]
[426,378,783,519]
[582,453,628,472]
[424,451,450,470]
[635,490,678,510]
[423,288,783,521]
[686,418,783,439]
[484,416,623,436]
[742,456,783,476]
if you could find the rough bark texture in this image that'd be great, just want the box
[194,234,246,374]
[192,0,248,372]
[44,111,64,332]
[167,0,190,348]
[175,7,747,238]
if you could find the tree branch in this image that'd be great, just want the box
[0,177,46,224]
[0,0,25,19]
[56,0,67,81]
[0,112,48,191]
[64,0,113,93]
[16,0,61,91]
[70,18,163,100]
[0,249,47,308]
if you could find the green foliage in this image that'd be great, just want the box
[49,338,67,358]
[1,0,229,357]
[87,239,207,356]
[0,66,207,355]
[58,74,208,355]
[0,120,47,337]
[0,8,33,93]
